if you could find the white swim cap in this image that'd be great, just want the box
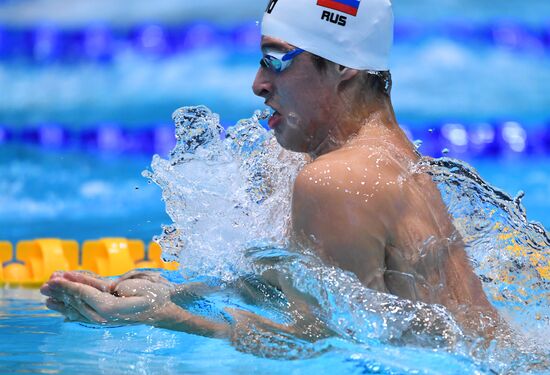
[261,0,393,71]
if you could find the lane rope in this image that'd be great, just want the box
[0,20,548,63]
[1,120,548,157]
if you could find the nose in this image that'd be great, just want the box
[252,66,273,99]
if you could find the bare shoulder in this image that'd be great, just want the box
[292,146,409,247]
[294,146,404,210]
[291,146,408,287]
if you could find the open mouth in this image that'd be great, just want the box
[268,110,282,129]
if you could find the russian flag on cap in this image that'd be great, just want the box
[317,0,361,17]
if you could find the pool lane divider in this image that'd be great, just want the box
[0,238,179,288]
[0,20,548,63]
[0,124,177,156]
[1,120,549,157]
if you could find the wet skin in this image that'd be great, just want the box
[253,39,342,154]
[254,36,499,336]
[41,36,503,342]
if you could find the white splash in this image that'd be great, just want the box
[143,105,305,280]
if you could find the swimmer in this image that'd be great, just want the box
[41,0,504,343]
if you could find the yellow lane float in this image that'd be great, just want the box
[0,238,179,288]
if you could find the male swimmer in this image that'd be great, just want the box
[41,0,504,342]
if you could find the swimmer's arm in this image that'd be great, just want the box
[40,271,230,338]
[156,303,330,343]
[149,297,232,338]
[162,279,332,341]
[41,270,330,341]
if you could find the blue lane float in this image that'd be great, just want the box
[0,22,262,63]
[0,20,549,63]
[1,120,549,158]
[401,121,550,157]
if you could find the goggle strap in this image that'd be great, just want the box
[282,48,304,62]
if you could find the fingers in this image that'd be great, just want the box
[42,271,114,295]
[116,270,153,283]
[46,277,154,322]
[46,298,90,323]
[42,273,163,326]
[40,283,54,297]
[115,270,166,286]
[52,277,114,310]
[45,280,113,324]
[69,298,109,323]
[45,297,69,313]
[43,277,112,318]
[46,297,110,324]
[48,271,66,280]
[61,271,115,292]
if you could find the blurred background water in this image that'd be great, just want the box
[0,0,549,242]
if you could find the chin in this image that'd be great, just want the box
[273,126,310,153]
[276,139,307,154]
[273,134,293,151]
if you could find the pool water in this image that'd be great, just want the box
[2,109,549,373]
[0,145,169,243]
[1,0,549,373]
[1,148,548,244]
[0,288,513,375]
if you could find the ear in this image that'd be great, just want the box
[334,65,359,91]
[338,65,359,80]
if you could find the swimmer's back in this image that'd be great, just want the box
[291,131,500,337]
[292,141,407,290]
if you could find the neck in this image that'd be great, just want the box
[309,96,399,159]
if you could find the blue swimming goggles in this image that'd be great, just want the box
[260,48,305,73]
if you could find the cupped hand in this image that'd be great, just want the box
[40,270,174,326]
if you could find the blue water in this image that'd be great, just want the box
[5,107,547,374]
[1,0,549,373]
[1,34,548,126]
[0,145,548,243]
[0,145,169,242]
[0,289,496,374]
[0,2,549,126]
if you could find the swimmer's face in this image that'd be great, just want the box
[252,36,342,154]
